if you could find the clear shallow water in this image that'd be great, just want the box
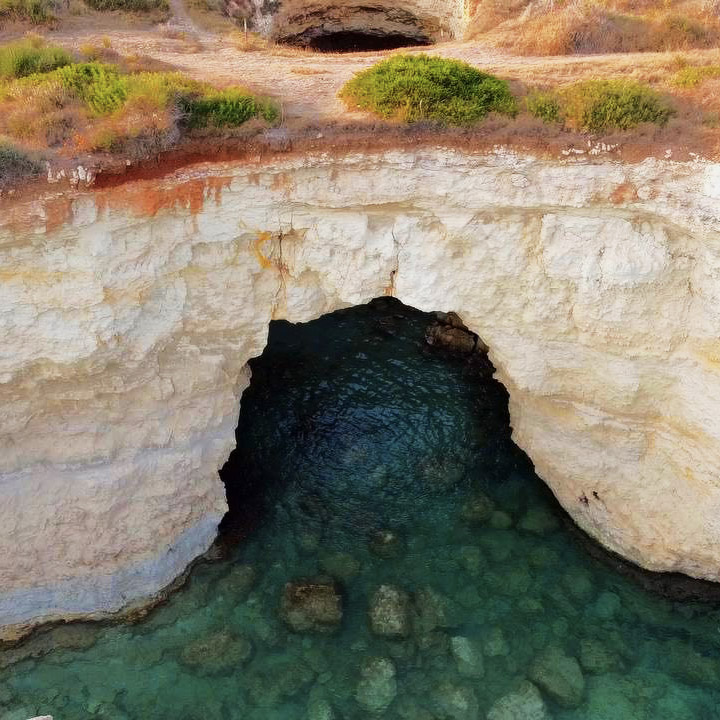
[3,298,720,720]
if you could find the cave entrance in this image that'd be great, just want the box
[218,296,536,546]
[304,30,432,53]
[275,5,438,53]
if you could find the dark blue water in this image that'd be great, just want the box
[2,297,720,720]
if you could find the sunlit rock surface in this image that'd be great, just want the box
[1,148,720,632]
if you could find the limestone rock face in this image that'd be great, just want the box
[234,0,467,43]
[1,149,720,633]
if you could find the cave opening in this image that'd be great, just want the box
[303,30,432,53]
[218,296,535,545]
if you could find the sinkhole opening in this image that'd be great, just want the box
[302,30,432,53]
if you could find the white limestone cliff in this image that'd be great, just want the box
[1,148,719,634]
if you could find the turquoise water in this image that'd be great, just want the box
[2,297,720,720]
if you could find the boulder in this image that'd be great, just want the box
[369,585,411,638]
[180,629,252,675]
[425,312,488,355]
[319,551,361,582]
[356,657,397,713]
[529,645,585,707]
[460,491,495,525]
[579,638,623,674]
[431,682,479,720]
[280,579,343,634]
[487,681,548,720]
[413,586,455,634]
[518,507,559,534]
[484,628,510,657]
[369,529,406,559]
[222,564,256,598]
[450,636,484,678]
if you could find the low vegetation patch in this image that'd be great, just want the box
[672,64,720,88]
[340,54,517,126]
[0,139,41,187]
[0,44,278,155]
[83,0,168,12]
[0,37,71,79]
[528,79,675,132]
[0,0,55,24]
[469,0,720,55]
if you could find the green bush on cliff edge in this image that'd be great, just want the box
[340,54,518,126]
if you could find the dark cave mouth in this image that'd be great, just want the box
[300,30,433,52]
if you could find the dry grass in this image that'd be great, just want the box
[471,0,720,55]
[184,0,236,34]
[290,67,331,75]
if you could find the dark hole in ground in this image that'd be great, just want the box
[304,31,432,52]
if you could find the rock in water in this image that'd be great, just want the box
[460,491,495,525]
[319,551,361,582]
[180,630,253,675]
[413,586,455,634]
[369,585,411,638]
[529,645,585,707]
[369,529,406,559]
[450,636,485,678]
[355,657,397,713]
[425,311,488,355]
[280,579,343,634]
[431,682,479,720]
[487,682,548,720]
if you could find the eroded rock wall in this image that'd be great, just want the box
[1,149,720,633]
[237,0,468,42]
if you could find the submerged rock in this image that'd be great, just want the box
[460,491,495,525]
[489,510,513,530]
[246,658,316,706]
[529,645,585,707]
[413,586,456,634]
[319,551,361,582]
[355,657,397,713]
[369,585,411,638]
[180,629,252,675]
[579,638,623,674]
[369,529,406,559]
[280,579,343,634]
[222,564,256,598]
[518,507,560,535]
[483,627,510,657]
[487,681,548,720]
[450,636,484,678]
[307,695,336,720]
[431,682,479,720]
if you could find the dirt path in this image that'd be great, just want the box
[47,5,720,124]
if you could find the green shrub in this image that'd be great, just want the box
[0,39,71,79]
[672,65,720,88]
[83,0,168,11]
[340,54,517,126]
[56,62,128,115]
[561,79,674,132]
[0,140,41,186]
[0,0,55,23]
[184,88,278,128]
[526,90,562,123]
